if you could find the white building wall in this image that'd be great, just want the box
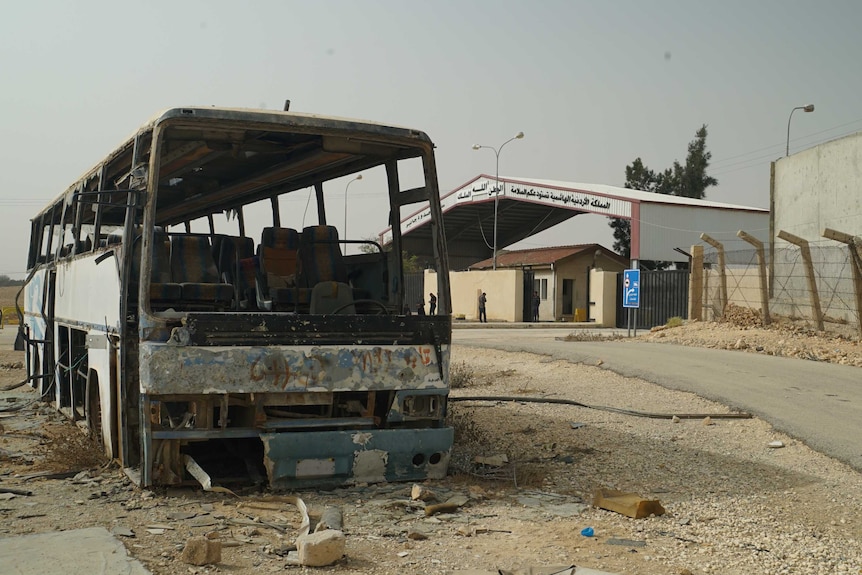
[425,269,523,322]
[639,204,769,262]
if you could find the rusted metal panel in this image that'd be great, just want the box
[139,342,449,395]
[261,427,452,489]
[175,312,452,347]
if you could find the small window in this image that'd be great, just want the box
[534,278,548,300]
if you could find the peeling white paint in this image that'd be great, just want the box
[352,449,388,483]
[351,432,373,446]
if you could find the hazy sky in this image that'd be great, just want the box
[2,0,861,278]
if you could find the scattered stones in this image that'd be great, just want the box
[110,525,134,538]
[294,529,345,567]
[181,536,221,566]
[407,528,429,540]
[411,484,437,502]
[768,440,785,448]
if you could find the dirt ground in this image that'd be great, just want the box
[1,315,861,574]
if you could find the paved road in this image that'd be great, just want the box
[453,327,862,472]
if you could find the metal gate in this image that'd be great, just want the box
[522,270,535,322]
[404,271,425,314]
[616,270,689,329]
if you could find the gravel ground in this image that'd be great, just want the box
[447,346,862,575]
[1,325,861,574]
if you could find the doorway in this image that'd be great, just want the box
[562,279,574,316]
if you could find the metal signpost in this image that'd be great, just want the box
[623,268,640,337]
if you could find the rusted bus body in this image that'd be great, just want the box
[19,107,453,488]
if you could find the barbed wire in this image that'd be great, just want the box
[701,241,860,335]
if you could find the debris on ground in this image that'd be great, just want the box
[181,535,222,566]
[592,488,666,519]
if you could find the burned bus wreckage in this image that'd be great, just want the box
[19,107,453,489]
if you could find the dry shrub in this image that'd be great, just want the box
[513,462,548,488]
[449,361,475,389]
[34,423,109,473]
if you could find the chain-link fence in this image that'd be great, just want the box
[702,241,860,336]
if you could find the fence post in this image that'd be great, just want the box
[689,245,704,321]
[699,233,727,316]
[777,230,824,331]
[737,230,771,326]
[822,228,862,338]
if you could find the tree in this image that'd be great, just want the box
[608,125,718,261]
[358,236,423,273]
[609,158,663,259]
[670,125,717,200]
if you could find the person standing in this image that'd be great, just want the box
[532,291,540,322]
[478,292,487,323]
[428,292,437,315]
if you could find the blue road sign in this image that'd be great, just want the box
[623,269,640,308]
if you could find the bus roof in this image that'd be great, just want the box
[38,107,434,221]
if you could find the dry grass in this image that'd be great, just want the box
[0,286,20,309]
[33,422,110,474]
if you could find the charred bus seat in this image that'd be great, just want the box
[255,227,310,312]
[213,235,254,309]
[130,228,182,311]
[169,235,233,310]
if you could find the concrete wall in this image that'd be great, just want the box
[773,131,862,240]
[425,269,523,322]
[771,131,862,324]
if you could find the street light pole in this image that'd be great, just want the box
[472,132,524,269]
[343,174,362,251]
[786,104,815,157]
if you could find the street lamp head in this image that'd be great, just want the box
[472,144,481,150]
[514,132,525,139]
[803,104,815,113]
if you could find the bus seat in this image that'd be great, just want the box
[297,225,348,288]
[309,281,355,314]
[237,255,260,309]
[215,235,254,308]
[255,227,310,311]
[170,235,233,308]
[216,236,254,283]
[130,229,182,307]
[261,227,299,251]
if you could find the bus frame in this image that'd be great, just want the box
[19,107,453,489]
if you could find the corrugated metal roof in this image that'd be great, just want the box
[469,243,626,270]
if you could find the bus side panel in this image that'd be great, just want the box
[86,330,118,458]
[23,268,51,393]
[52,254,122,330]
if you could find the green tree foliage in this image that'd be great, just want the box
[358,236,422,273]
[608,125,718,262]
[0,275,24,287]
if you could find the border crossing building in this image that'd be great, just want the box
[382,174,769,324]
